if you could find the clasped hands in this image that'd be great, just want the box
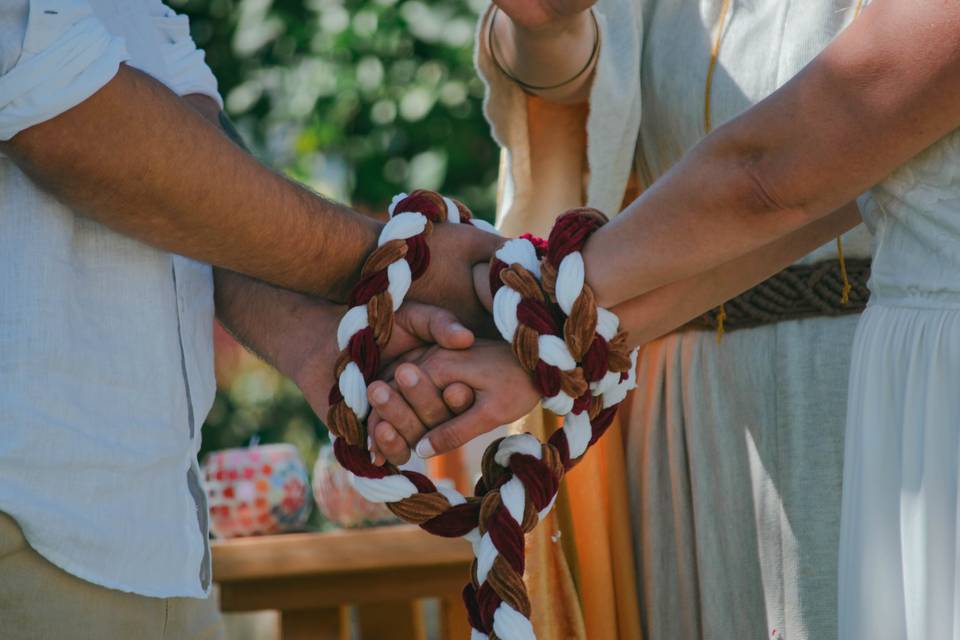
[365,233,540,467]
[274,223,540,468]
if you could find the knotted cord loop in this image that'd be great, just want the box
[328,196,637,640]
[466,208,639,639]
[327,190,490,541]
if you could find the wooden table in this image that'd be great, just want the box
[212,525,474,640]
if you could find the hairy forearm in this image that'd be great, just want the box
[613,202,861,347]
[214,269,341,382]
[1,65,379,301]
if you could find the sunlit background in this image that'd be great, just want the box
[171,0,500,488]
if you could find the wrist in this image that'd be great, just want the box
[329,214,383,303]
[473,262,494,313]
[278,300,345,389]
[490,6,597,101]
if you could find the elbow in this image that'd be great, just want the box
[701,127,825,230]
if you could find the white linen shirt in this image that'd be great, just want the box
[0,0,221,598]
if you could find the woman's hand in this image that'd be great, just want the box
[486,0,598,104]
[287,301,476,422]
[366,341,540,465]
[493,0,597,32]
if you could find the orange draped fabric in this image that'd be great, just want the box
[514,407,642,640]
[488,93,643,640]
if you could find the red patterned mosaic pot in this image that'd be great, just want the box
[312,444,397,528]
[203,444,311,538]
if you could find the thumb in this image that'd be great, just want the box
[396,302,474,350]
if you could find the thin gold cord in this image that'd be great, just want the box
[705,0,732,342]
[706,0,863,339]
[704,0,732,136]
[836,0,866,306]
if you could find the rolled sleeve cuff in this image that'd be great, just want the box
[0,7,130,141]
[152,9,222,109]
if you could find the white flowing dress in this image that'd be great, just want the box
[839,130,960,638]
[478,1,873,637]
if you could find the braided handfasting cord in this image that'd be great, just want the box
[326,190,494,540]
[327,194,637,640]
[462,209,639,640]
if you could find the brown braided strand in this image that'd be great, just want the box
[606,331,634,373]
[388,491,456,524]
[488,555,532,615]
[326,400,364,444]
[539,260,558,300]
[512,324,542,372]
[558,367,588,399]
[362,239,408,275]
[564,286,599,361]
[367,292,394,348]
[500,265,545,301]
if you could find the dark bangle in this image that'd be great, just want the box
[487,6,600,93]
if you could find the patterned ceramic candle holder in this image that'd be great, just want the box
[312,444,398,529]
[203,443,311,538]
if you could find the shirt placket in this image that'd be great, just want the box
[170,256,212,591]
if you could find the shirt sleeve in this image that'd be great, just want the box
[148,1,222,109]
[0,0,130,141]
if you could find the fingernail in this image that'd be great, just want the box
[371,385,389,405]
[397,368,418,387]
[451,322,468,335]
[415,438,435,459]
[382,427,396,443]
[367,436,373,451]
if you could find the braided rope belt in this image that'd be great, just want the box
[687,258,871,332]
[326,192,637,640]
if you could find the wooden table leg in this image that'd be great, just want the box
[356,600,426,640]
[280,607,349,640]
[441,593,472,640]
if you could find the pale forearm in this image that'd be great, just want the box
[583,132,818,308]
[613,203,861,347]
[487,7,596,104]
[584,0,960,308]
[2,65,379,302]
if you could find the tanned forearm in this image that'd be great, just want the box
[179,93,344,384]
[1,65,379,302]
[213,269,341,382]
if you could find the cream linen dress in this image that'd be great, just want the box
[840,132,960,637]
[478,1,872,638]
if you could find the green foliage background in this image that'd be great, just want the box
[176,0,500,469]
[171,0,498,212]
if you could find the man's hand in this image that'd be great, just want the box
[411,223,502,335]
[366,340,539,465]
[282,301,478,422]
[214,269,476,420]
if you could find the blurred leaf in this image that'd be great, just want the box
[189,0,499,469]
